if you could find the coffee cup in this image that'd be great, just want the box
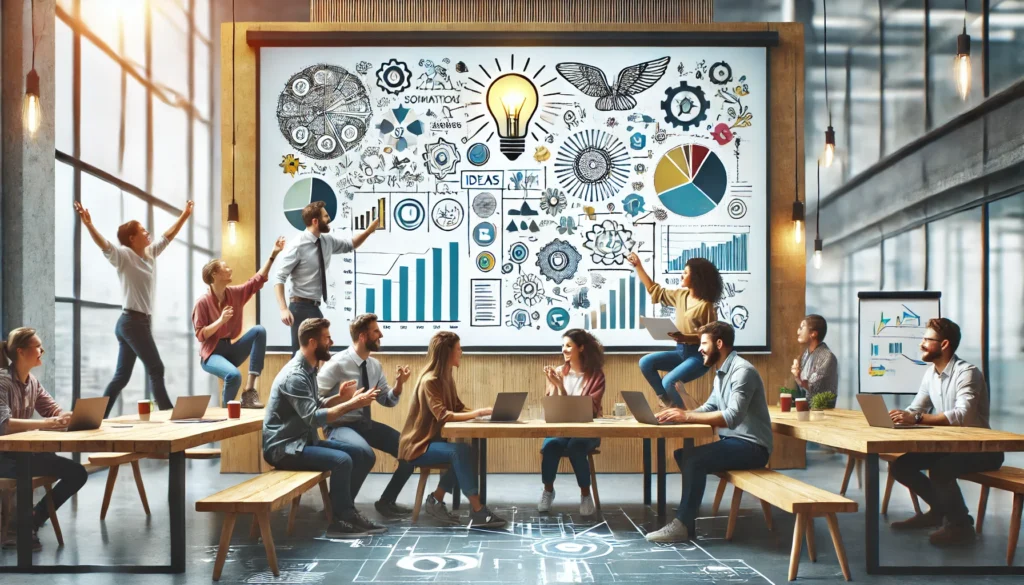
[613,402,627,417]
[779,394,793,412]
[227,401,241,419]
[138,399,152,421]
[794,397,809,412]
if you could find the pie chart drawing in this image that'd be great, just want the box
[653,144,728,217]
[283,178,337,231]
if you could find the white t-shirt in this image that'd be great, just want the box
[104,236,170,315]
[563,371,586,396]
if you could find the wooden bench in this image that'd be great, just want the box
[196,470,332,580]
[965,466,1024,565]
[0,476,64,547]
[88,453,151,520]
[716,469,858,581]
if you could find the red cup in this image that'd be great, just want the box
[794,397,809,412]
[780,394,793,413]
[138,399,152,421]
[227,400,241,419]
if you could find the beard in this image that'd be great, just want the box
[314,342,332,362]
[920,348,941,363]
[366,338,381,352]
[319,220,331,232]
[701,348,720,367]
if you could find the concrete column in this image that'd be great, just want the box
[2,0,56,391]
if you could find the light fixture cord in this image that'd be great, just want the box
[823,0,831,126]
[30,0,36,69]
[794,66,800,204]
[816,162,821,239]
[231,0,236,206]
[963,0,968,34]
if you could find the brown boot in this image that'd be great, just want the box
[890,510,943,530]
[929,518,976,546]
[240,388,264,409]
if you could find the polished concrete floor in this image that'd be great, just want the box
[2,450,1023,584]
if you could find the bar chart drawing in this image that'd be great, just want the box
[360,242,460,322]
[662,227,749,273]
[583,274,647,331]
[354,197,387,230]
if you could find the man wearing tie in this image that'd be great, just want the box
[275,201,379,353]
[318,314,415,518]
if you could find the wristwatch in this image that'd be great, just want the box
[913,411,923,424]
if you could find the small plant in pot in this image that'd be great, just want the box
[809,391,836,421]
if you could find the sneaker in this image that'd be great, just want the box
[891,510,943,530]
[424,494,462,525]
[374,500,412,518]
[240,388,264,409]
[2,529,42,552]
[929,519,976,546]
[325,519,370,538]
[580,494,596,516]
[538,489,555,513]
[645,518,690,543]
[470,506,507,529]
[349,510,387,534]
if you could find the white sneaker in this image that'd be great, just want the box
[580,494,596,516]
[645,518,690,543]
[538,489,555,513]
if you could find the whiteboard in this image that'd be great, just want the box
[258,44,769,351]
[858,291,941,395]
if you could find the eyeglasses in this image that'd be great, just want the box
[921,337,942,344]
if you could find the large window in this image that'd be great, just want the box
[55,0,217,416]
[989,192,1024,415]
[883,226,926,290]
[927,206,984,368]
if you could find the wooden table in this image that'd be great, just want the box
[0,408,263,574]
[442,418,715,518]
[770,407,1024,576]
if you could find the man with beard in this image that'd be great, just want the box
[645,321,773,543]
[317,313,415,518]
[274,201,379,353]
[887,318,1000,545]
[262,318,388,537]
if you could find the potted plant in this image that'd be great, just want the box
[809,391,836,421]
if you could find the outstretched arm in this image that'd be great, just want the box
[626,252,655,289]
[259,237,286,279]
[351,217,380,250]
[73,202,113,253]
[162,201,194,242]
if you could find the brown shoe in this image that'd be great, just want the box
[891,510,943,530]
[240,388,264,409]
[929,520,976,546]
[2,528,42,552]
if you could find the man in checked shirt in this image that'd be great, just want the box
[791,314,838,404]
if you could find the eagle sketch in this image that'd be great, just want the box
[556,56,671,111]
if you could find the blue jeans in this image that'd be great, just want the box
[541,437,601,488]
[103,311,173,417]
[0,453,88,527]
[272,439,370,519]
[405,441,478,498]
[674,437,770,533]
[890,451,1004,526]
[289,302,324,354]
[328,422,415,504]
[201,325,267,404]
[639,344,709,407]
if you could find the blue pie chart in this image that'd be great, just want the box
[283,178,337,231]
[653,144,728,218]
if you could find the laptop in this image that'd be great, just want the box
[42,396,109,432]
[170,395,224,422]
[542,395,593,423]
[856,394,932,429]
[621,391,680,425]
[471,392,528,423]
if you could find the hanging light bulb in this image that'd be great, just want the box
[822,125,835,168]
[820,1,837,167]
[227,200,239,245]
[793,200,805,244]
[226,0,240,246]
[955,3,971,101]
[23,0,41,136]
[486,73,539,160]
[813,238,823,269]
[813,159,824,269]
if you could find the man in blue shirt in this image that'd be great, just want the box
[646,321,773,543]
[263,318,386,538]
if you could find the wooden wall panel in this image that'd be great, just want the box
[220,21,806,474]
[310,0,714,24]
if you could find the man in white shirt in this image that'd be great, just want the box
[888,318,1002,546]
[274,201,379,352]
[74,201,193,417]
[317,314,414,518]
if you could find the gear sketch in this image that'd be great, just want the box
[513,274,545,307]
[536,239,583,284]
[660,81,710,131]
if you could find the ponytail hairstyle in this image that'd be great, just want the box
[1,327,37,370]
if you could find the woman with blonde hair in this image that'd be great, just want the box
[397,332,506,528]
[538,328,606,515]
[0,328,88,551]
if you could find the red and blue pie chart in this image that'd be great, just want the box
[653,144,728,217]
[283,178,337,231]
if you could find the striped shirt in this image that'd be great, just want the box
[0,368,63,437]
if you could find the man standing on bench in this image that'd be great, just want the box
[318,313,415,519]
[263,318,388,537]
[645,321,773,543]
[888,317,1001,545]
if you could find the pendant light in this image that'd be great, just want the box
[954,0,972,100]
[227,0,239,245]
[23,0,41,136]
[813,161,824,269]
[792,83,804,245]
[821,0,835,167]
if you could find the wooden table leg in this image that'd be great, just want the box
[212,512,237,581]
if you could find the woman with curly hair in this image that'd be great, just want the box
[538,329,606,516]
[628,253,723,408]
